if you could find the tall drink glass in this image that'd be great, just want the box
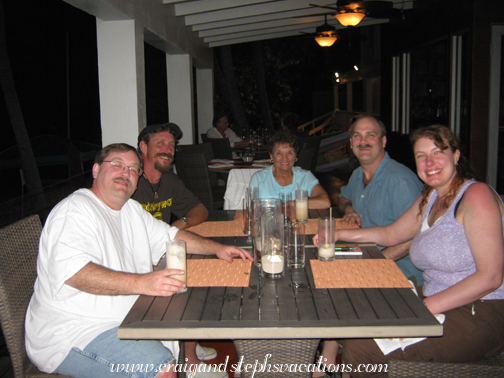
[278,192,292,224]
[318,217,335,262]
[165,239,188,293]
[295,189,309,223]
[288,222,305,269]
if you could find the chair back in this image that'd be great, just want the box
[0,215,68,377]
[208,138,233,160]
[201,133,210,143]
[296,147,316,171]
[0,215,41,377]
[297,135,321,172]
[177,143,214,162]
[175,152,224,210]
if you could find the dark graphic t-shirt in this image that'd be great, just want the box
[132,171,201,223]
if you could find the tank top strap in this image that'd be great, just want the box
[443,179,477,221]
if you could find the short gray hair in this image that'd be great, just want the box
[94,143,142,169]
[348,115,387,138]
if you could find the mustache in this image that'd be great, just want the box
[113,177,132,185]
[156,153,173,159]
[357,144,372,149]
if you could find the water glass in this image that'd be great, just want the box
[278,192,292,224]
[165,240,188,293]
[317,217,335,262]
[242,186,258,235]
[288,222,305,269]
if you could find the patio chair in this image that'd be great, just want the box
[177,142,214,163]
[233,339,320,378]
[298,135,321,172]
[296,147,316,172]
[201,133,210,143]
[175,151,225,210]
[388,351,504,377]
[0,215,71,377]
[208,138,234,160]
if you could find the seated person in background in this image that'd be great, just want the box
[281,112,307,137]
[25,143,252,378]
[206,110,249,148]
[133,123,208,230]
[249,130,330,209]
[313,125,504,378]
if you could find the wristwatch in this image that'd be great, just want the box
[180,217,189,225]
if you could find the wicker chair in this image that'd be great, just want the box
[208,138,234,160]
[388,351,504,378]
[0,215,70,377]
[296,147,316,172]
[297,135,321,172]
[233,339,320,378]
[175,152,225,210]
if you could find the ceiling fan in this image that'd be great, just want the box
[310,0,402,27]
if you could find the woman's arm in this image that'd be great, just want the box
[423,183,504,314]
[308,184,331,209]
[315,195,424,247]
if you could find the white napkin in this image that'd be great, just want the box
[210,159,234,164]
[210,163,235,168]
[374,280,445,355]
[251,163,270,168]
[374,314,445,355]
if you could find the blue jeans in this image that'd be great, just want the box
[396,254,424,286]
[54,326,175,378]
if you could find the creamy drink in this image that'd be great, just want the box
[295,200,308,222]
[295,190,309,223]
[318,244,335,260]
[166,241,187,293]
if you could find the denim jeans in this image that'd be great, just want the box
[54,326,175,378]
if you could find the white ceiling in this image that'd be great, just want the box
[163,0,415,47]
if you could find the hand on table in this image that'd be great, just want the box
[216,246,254,263]
[340,211,362,226]
[135,269,186,296]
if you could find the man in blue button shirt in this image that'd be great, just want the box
[339,115,424,284]
[313,115,424,378]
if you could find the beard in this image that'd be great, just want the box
[154,153,174,173]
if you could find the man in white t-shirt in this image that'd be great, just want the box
[25,143,252,378]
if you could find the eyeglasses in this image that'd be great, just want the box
[103,160,142,176]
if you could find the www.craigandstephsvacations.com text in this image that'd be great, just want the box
[110,355,388,377]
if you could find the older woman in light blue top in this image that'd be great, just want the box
[249,130,330,209]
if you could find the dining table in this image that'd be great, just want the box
[118,209,443,377]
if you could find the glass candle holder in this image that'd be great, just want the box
[318,216,335,262]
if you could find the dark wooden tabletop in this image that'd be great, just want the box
[118,211,442,341]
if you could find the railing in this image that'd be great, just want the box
[297,111,335,136]
[0,171,92,228]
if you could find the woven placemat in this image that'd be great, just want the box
[187,259,252,287]
[311,259,411,288]
[187,219,245,237]
[303,218,360,234]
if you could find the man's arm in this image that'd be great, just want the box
[175,229,253,263]
[65,262,186,296]
[171,203,208,230]
[338,196,362,226]
[308,184,331,209]
[381,240,412,261]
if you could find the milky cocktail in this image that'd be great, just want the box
[318,217,335,262]
[165,240,187,293]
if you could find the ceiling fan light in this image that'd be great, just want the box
[315,31,338,47]
[335,12,366,27]
[315,35,337,47]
